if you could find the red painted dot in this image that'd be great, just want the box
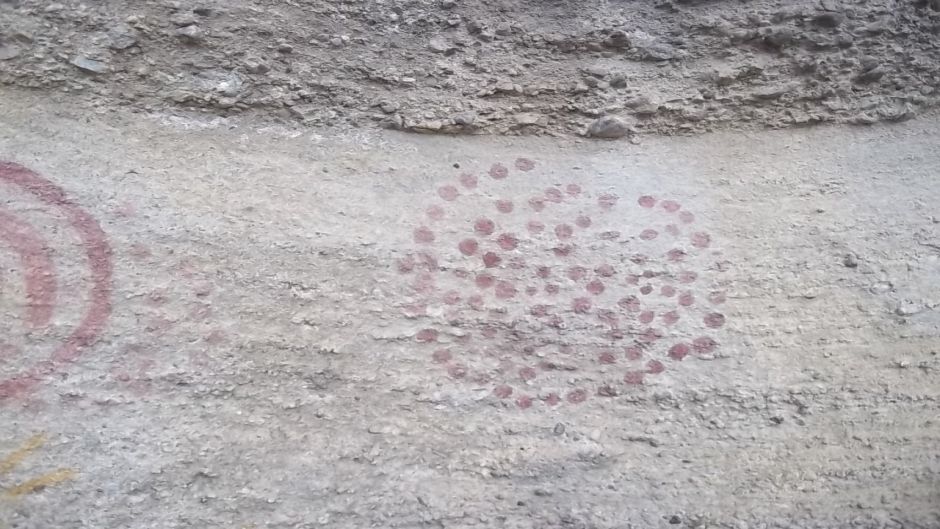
[572,297,592,313]
[598,352,617,364]
[678,292,695,306]
[529,197,545,211]
[679,271,698,284]
[566,184,582,196]
[476,274,495,288]
[482,252,502,268]
[536,266,551,279]
[598,193,618,210]
[625,346,643,360]
[662,311,680,325]
[599,231,620,240]
[496,199,514,213]
[544,393,561,406]
[660,285,676,297]
[668,343,690,360]
[647,360,665,374]
[545,188,563,203]
[474,218,495,236]
[495,281,517,299]
[432,349,452,363]
[709,292,727,305]
[642,270,656,279]
[497,233,518,250]
[639,229,658,240]
[515,158,535,171]
[638,196,657,208]
[586,280,605,295]
[640,285,653,295]
[553,245,574,257]
[667,249,686,262]
[416,329,439,343]
[458,239,478,256]
[545,284,559,294]
[679,211,695,224]
[426,205,445,220]
[638,311,655,324]
[661,200,681,212]
[443,290,461,304]
[414,227,435,243]
[516,396,533,409]
[618,296,640,312]
[691,232,711,248]
[555,224,574,240]
[595,264,615,277]
[665,224,680,236]
[525,286,538,296]
[448,364,468,378]
[530,305,549,317]
[489,163,509,179]
[468,295,484,310]
[625,274,640,285]
[527,220,545,234]
[459,173,478,189]
[494,385,513,398]
[624,371,645,385]
[520,367,537,381]
[704,313,726,328]
[481,326,498,339]
[693,336,717,354]
[575,215,592,228]
[566,389,587,403]
[438,185,459,201]
[412,272,435,294]
[567,266,587,281]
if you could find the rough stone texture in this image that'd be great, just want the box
[0,90,938,528]
[586,115,632,138]
[1,0,940,136]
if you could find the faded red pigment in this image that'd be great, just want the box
[0,162,113,401]
[398,157,729,408]
[0,208,56,327]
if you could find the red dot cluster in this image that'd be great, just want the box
[398,157,729,408]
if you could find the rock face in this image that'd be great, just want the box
[70,56,109,74]
[1,0,940,137]
[587,116,631,139]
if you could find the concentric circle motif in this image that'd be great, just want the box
[0,162,112,400]
[397,158,730,408]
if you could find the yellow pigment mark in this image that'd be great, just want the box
[0,434,75,499]
[0,434,45,476]
[3,468,75,498]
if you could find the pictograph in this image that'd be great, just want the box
[397,158,729,407]
[0,162,112,400]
